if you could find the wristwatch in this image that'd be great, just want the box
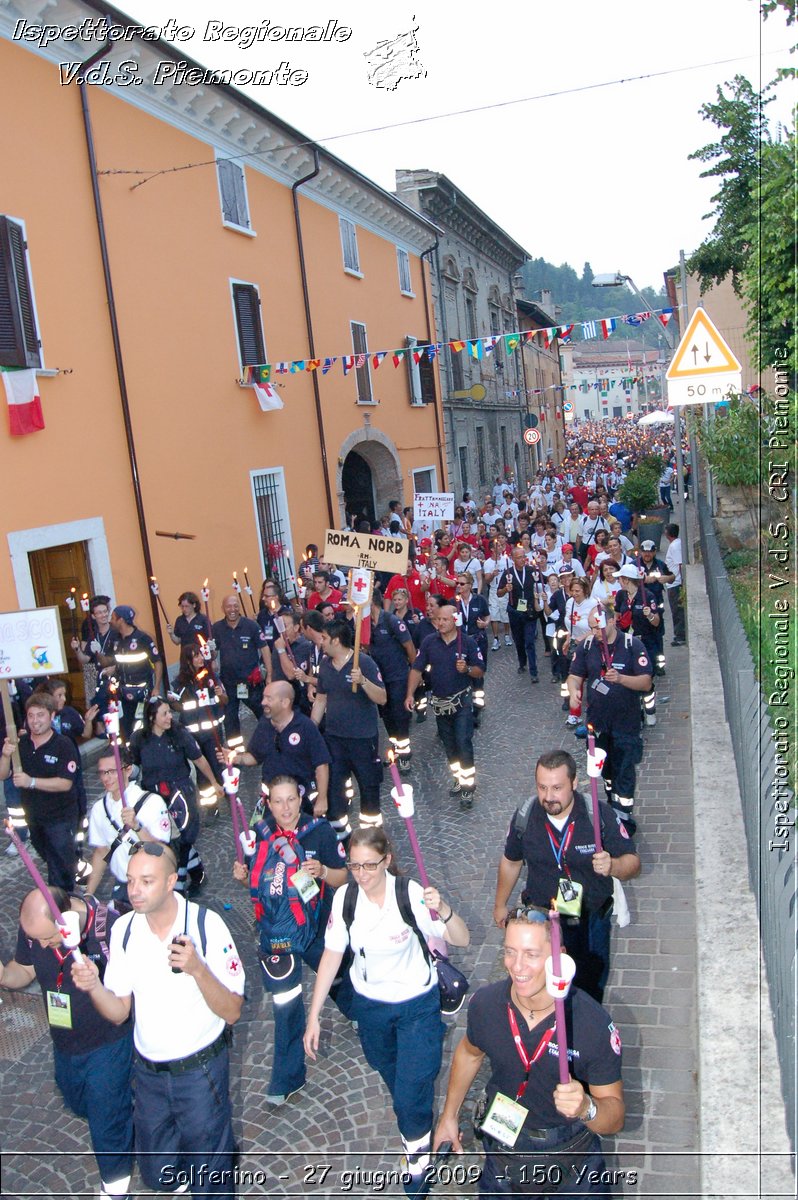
[582,1095,598,1122]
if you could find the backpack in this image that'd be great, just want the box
[121,902,208,955]
[341,877,469,1014]
[103,791,182,864]
[248,819,325,955]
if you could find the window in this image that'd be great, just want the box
[216,157,251,231]
[476,427,487,483]
[499,427,508,475]
[465,296,477,341]
[232,282,266,367]
[397,247,413,295]
[340,217,361,274]
[0,216,42,368]
[458,446,469,491]
[489,305,501,337]
[250,468,296,596]
[448,344,464,392]
[351,321,373,403]
[613,406,623,418]
[406,336,437,406]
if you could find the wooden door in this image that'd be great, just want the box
[29,542,94,708]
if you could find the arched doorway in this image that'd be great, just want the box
[342,450,376,527]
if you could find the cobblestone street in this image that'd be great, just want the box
[0,636,697,1198]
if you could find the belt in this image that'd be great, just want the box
[136,1027,230,1074]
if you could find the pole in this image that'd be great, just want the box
[0,681,22,771]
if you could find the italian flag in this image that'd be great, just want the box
[1,368,45,435]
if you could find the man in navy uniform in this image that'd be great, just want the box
[104,606,163,740]
[212,592,269,754]
[368,588,416,772]
[237,681,331,819]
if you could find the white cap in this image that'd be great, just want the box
[613,564,642,580]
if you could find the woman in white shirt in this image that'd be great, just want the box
[305,829,469,1196]
[591,559,623,608]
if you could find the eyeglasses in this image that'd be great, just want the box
[129,842,177,866]
[98,767,119,777]
[345,855,387,873]
[505,905,550,926]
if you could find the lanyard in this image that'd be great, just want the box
[546,820,574,875]
[507,1004,555,1099]
[512,566,527,589]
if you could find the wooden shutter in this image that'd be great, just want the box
[218,159,249,228]
[233,283,265,366]
[351,321,372,402]
[0,217,41,368]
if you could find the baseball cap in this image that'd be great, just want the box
[613,565,642,580]
[640,540,657,552]
[112,605,136,623]
[561,543,574,553]
[557,563,575,576]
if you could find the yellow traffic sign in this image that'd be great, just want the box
[666,308,742,379]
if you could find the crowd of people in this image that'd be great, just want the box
[0,420,689,1198]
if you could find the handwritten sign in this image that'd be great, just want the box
[0,607,68,679]
[414,492,455,521]
[323,530,409,574]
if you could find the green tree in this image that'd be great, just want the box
[686,74,774,293]
[742,128,796,369]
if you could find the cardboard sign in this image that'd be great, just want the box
[414,492,455,521]
[0,607,68,679]
[349,568,374,609]
[323,530,409,574]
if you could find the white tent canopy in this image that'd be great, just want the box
[637,410,674,425]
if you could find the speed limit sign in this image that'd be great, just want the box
[523,428,541,446]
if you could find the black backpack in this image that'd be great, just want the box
[103,791,182,864]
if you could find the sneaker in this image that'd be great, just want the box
[397,755,412,774]
[415,711,427,723]
[491,638,500,652]
[654,665,666,677]
[530,674,539,684]
[574,724,588,739]
[459,789,474,811]
[449,779,462,796]
[504,635,512,646]
[265,1083,305,1107]
[671,638,685,647]
[5,842,19,857]
[645,713,657,726]
[516,666,526,675]
[561,699,570,712]
[566,715,579,726]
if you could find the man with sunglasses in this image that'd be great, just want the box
[433,909,625,1196]
[493,751,639,1003]
[73,840,245,1197]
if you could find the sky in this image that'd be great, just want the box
[115,0,793,292]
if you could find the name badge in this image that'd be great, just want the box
[236,683,249,700]
[591,678,610,695]
[46,990,73,1029]
[134,702,145,721]
[293,868,320,903]
[481,1091,528,1147]
[516,599,528,614]
[554,876,583,917]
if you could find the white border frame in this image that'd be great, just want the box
[215,151,257,238]
[248,466,295,592]
[7,517,114,609]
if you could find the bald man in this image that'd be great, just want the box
[0,887,133,1199]
[236,680,331,819]
[211,592,270,753]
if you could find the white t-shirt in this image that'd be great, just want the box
[104,894,246,1061]
[558,556,586,579]
[665,538,683,587]
[591,578,622,606]
[325,873,444,1002]
[88,783,171,883]
[566,596,596,640]
[483,554,512,598]
[578,515,611,546]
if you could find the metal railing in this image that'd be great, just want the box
[697,494,796,1151]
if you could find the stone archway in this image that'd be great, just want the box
[337,427,403,528]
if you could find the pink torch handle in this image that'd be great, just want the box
[549,908,571,1084]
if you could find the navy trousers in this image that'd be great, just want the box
[508,610,538,675]
[326,734,382,820]
[27,814,77,892]
[54,1032,134,1189]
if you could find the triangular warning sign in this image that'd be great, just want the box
[666,309,742,379]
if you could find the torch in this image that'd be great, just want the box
[149,577,170,623]
[242,567,258,619]
[547,906,576,1084]
[586,726,605,853]
[65,588,78,639]
[388,764,447,956]
[4,822,83,963]
[201,579,211,625]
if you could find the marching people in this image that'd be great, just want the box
[0,692,80,892]
[85,747,173,909]
[103,606,163,741]
[236,681,331,820]
[368,589,416,772]
[498,544,544,683]
[664,523,686,645]
[170,643,228,801]
[568,603,653,831]
[433,908,625,1196]
[232,775,350,1106]
[311,617,387,842]
[0,887,135,1200]
[493,750,640,1002]
[166,591,213,648]
[72,842,245,1198]
[70,594,114,717]
[212,592,270,754]
[482,533,513,651]
[304,827,469,1197]
[613,565,663,726]
[404,602,484,809]
[454,570,490,728]
[637,539,675,672]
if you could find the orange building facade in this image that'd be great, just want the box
[1,1,445,685]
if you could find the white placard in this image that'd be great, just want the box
[323,530,409,574]
[414,492,455,521]
[0,607,68,678]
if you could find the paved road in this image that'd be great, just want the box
[0,633,697,1198]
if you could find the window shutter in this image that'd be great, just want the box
[218,159,249,228]
[233,283,265,366]
[340,217,360,273]
[351,321,372,402]
[419,348,437,404]
[0,217,41,368]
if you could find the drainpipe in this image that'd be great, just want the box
[291,149,335,527]
[420,240,447,488]
[77,45,169,675]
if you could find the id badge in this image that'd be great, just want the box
[293,868,320,902]
[481,1091,528,1147]
[236,683,249,700]
[591,678,610,695]
[555,877,583,918]
[134,702,145,721]
[46,990,73,1029]
[517,599,528,614]
[545,622,556,637]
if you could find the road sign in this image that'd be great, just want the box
[563,401,574,413]
[666,308,742,407]
[524,428,541,446]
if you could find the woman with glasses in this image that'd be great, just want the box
[304,828,469,1197]
[129,699,221,893]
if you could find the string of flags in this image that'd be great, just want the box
[243,306,675,388]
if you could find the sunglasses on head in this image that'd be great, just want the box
[129,842,177,867]
[505,905,550,927]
